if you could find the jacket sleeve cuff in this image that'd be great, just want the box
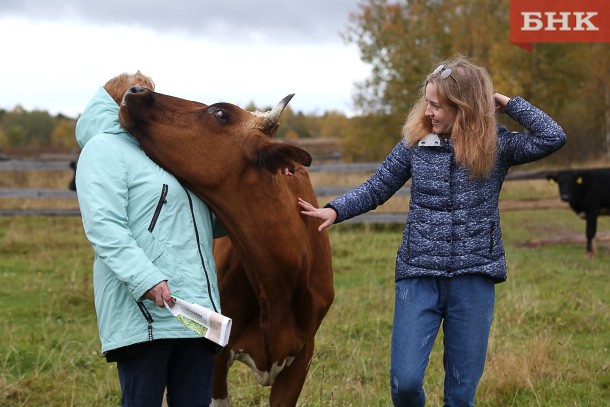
[131,271,168,302]
[324,202,343,224]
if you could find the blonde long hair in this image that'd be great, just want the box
[402,56,497,178]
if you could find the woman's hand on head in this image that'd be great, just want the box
[494,93,511,114]
[298,198,337,232]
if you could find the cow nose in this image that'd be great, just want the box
[121,85,149,106]
[128,85,147,94]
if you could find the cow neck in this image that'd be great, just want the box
[194,167,334,336]
[192,168,313,260]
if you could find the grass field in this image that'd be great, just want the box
[0,171,609,406]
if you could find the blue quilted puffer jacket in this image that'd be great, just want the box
[327,97,566,283]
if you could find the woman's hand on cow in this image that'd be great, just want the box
[144,280,174,308]
[298,198,337,232]
[494,93,511,114]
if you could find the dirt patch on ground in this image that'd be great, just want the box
[499,198,567,211]
[505,198,610,249]
[520,231,610,248]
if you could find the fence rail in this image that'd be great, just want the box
[1,158,554,180]
[0,159,75,171]
[0,160,558,219]
[0,209,81,216]
[0,188,77,198]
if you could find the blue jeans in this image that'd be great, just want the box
[390,275,495,407]
[117,338,216,407]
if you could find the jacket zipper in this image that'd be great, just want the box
[406,223,411,260]
[148,184,169,232]
[182,186,219,313]
[489,222,495,254]
[136,301,154,341]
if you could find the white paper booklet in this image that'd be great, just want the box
[164,295,232,347]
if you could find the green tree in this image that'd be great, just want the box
[0,130,7,148]
[51,119,77,148]
[318,111,350,139]
[341,112,404,162]
[344,0,456,115]
[0,106,56,147]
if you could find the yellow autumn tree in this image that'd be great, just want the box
[50,119,77,148]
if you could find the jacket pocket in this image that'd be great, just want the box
[148,184,169,232]
[489,222,495,254]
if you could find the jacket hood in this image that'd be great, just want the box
[75,87,129,148]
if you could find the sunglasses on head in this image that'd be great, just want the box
[432,64,457,83]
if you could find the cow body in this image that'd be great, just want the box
[119,87,334,406]
[547,168,610,254]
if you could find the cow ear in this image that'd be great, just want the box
[252,142,312,173]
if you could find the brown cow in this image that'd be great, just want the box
[119,87,334,406]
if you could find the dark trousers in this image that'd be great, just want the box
[116,338,216,407]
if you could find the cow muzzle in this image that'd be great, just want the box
[121,85,149,107]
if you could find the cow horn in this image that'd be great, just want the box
[262,94,294,134]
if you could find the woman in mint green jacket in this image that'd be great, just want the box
[75,72,224,407]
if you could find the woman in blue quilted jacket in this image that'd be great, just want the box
[299,56,566,406]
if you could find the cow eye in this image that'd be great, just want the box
[212,108,226,122]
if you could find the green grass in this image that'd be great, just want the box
[0,170,609,405]
[0,211,608,406]
[0,217,120,406]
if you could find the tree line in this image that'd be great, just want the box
[0,106,77,153]
[0,104,353,158]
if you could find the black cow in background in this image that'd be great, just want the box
[547,169,610,255]
[68,160,77,191]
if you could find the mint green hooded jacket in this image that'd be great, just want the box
[75,87,223,355]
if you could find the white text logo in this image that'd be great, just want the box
[521,11,599,31]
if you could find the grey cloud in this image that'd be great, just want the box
[1,0,361,43]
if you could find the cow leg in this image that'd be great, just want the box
[211,349,232,407]
[269,340,315,407]
[585,211,599,256]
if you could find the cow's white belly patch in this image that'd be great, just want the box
[233,349,295,386]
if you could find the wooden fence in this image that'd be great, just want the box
[0,159,557,220]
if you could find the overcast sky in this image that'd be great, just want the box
[0,0,370,117]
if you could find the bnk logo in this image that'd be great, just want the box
[521,12,599,31]
[510,0,610,51]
